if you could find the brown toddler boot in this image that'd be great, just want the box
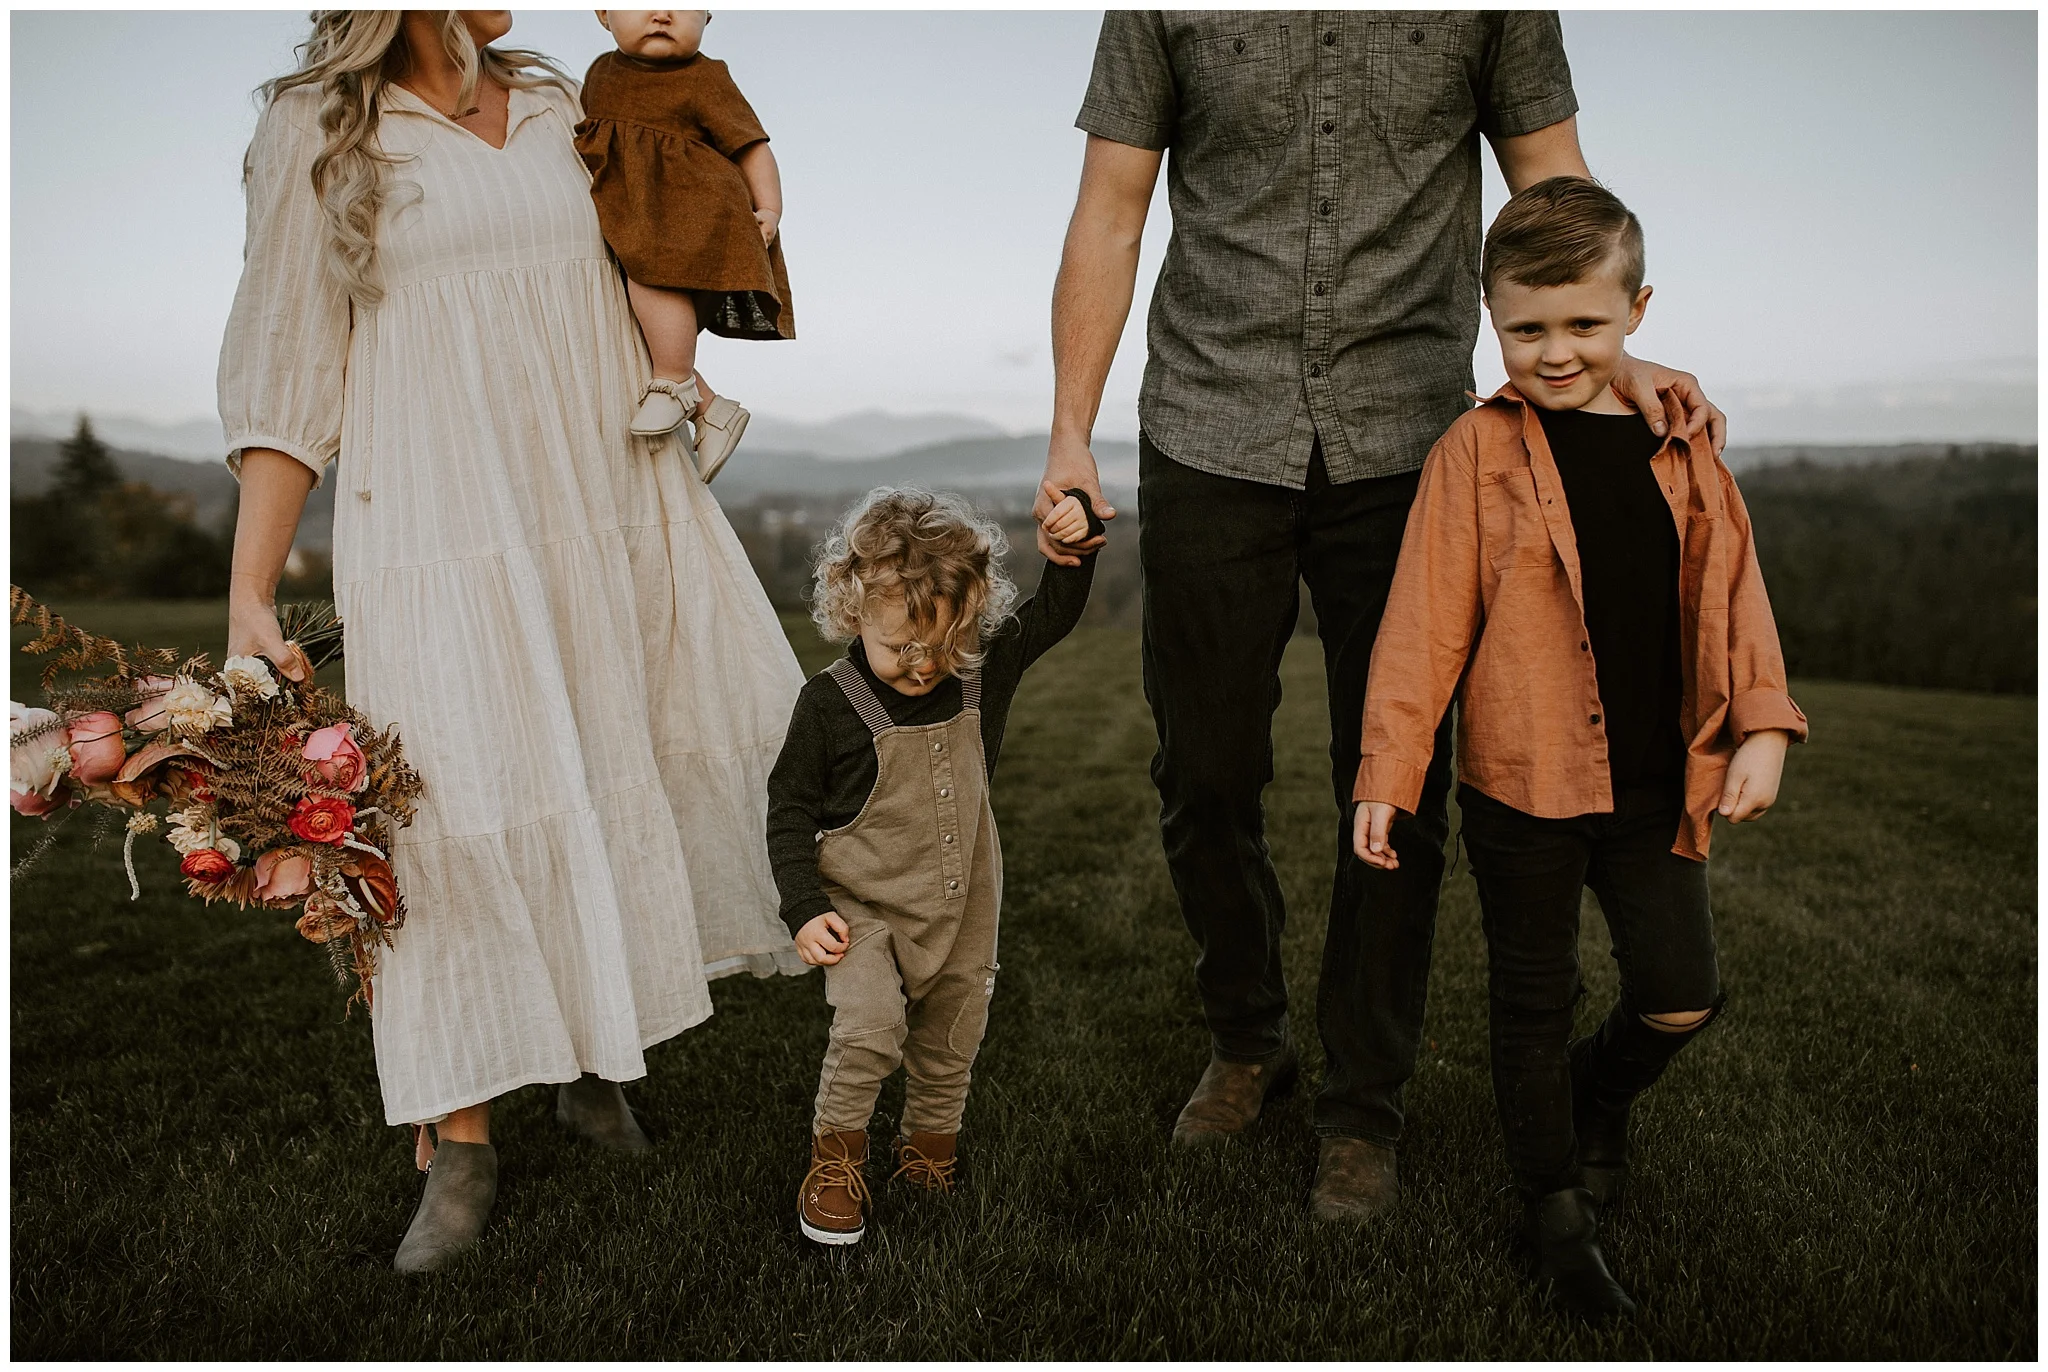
[799,1130,870,1246]
[891,1132,959,1193]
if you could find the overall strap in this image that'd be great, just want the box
[826,657,895,738]
[961,668,982,713]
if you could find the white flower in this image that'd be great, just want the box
[164,806,239,862]
[222,655,280,702]
[162,677,233,735]
[10,703,67,799]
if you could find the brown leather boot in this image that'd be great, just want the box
[798,1130,870,1246]
[1308,1136,1400,1223]
[891,1132,959,1193]
[1171,1045,1299,1148]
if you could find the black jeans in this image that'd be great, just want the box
[1459,781,1722,1197]
[1138,434,1454,1146]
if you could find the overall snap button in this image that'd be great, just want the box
[1233,37,1245,53]
[1410,28,1425,44]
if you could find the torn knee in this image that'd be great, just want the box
[1640,1008,1713,1033]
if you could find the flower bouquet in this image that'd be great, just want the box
[9,587,423,1008]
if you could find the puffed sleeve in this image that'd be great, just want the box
[216,89,352,486]
[697,59,769,158]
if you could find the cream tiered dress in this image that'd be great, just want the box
[218,81,807,1127]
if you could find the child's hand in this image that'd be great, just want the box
[1719,728,1790,823]
[1040,490,1092,548]
[794,910,850,966]
[1351,801,1401,869]
[754,208,781,246]
[1037,480,1104,554]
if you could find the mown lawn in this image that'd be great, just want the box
[9,602,2037,1358]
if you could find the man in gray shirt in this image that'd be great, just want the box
[1036,11,1723,1222]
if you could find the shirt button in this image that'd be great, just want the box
[944,834,955,844]
[1309,363,1325,378]
[1410,28,1426,44]
[1590,713,1602,725]
[939,787,951,798]
[1580,641,1589,652]
[932,742,943,753]
[1322,119,1335,135]
[1313,282,1327,296]
[947,880,959,891]
[1233,37,1246,53]
[1323,30,1337,45]
[1320,199,1332,215]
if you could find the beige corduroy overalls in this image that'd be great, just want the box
[811,657,1002,1138]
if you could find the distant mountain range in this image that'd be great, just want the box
[11,423,2032,558]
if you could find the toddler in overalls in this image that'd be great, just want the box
[766,485,1099,1245]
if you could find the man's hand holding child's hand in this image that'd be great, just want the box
[1718,728,1790,823]
[1037,481,1095,551]
[795,910,850,966]
[1352,801,1400,870]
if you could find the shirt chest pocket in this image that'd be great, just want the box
[1184,24,1295,151]
[1366,14,1477,144]
[1480,467,1557,572]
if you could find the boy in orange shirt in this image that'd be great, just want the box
[1352,178,1806,1320]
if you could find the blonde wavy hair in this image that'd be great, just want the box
[810,488,1020,677]
[256,11,570,304]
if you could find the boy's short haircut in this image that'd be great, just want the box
[1482,176,1645,300]
[810,486,1019,677]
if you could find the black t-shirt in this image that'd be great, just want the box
[1536,407,1686,791]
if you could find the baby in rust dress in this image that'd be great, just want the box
[578,11,795,481]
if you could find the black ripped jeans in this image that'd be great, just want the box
[1138,434,1455,1147]
[1459,781,1723,1198]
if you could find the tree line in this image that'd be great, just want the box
[9,420,2035,694]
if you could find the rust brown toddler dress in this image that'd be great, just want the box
[575,50,795,340]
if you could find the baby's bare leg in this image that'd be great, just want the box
[625,279,701,387]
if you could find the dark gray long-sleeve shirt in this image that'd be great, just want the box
[766,556,1095,933]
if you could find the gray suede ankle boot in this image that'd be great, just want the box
[393,1140,498,1274]
[556,1073,653,1153]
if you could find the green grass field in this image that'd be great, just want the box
[10,603,2036,1358]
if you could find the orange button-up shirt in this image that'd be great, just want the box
[1354,384,1808,861]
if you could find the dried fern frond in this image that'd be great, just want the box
[11,586,180,690]
[276,601,346,670]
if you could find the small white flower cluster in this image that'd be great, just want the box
[161,678,234,735]
[166,805,241,863]
[221,655,281,704]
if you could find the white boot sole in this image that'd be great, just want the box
[799,1214,864,1246]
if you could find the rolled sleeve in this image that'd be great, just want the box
[1479,11,1578,139]
[1728,687,1809,744]
[1075,10,1177,151]
[217,90,350,488]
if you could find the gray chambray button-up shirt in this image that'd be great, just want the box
[1078,11,1578,488]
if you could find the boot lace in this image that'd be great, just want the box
[892,1142,957,1193]
[804,1151,871,1212]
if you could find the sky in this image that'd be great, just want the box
[9,8,2038,449]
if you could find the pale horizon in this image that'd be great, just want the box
[10,9,2037,452]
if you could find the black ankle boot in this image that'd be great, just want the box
[1526,1187,1636,1320]
[1570,997,1724,1211]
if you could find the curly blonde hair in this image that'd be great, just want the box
[810,488,1019,677]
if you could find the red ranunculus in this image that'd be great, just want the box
[288,795,355,846]
[179,847,236,883]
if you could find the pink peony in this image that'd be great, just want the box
[302,724,367,793]
[253,848,316,902]
[65,712,127,785]
[10,786,61,817]
[125,676,176,733]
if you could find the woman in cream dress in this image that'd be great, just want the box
[220,10,805,1271]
